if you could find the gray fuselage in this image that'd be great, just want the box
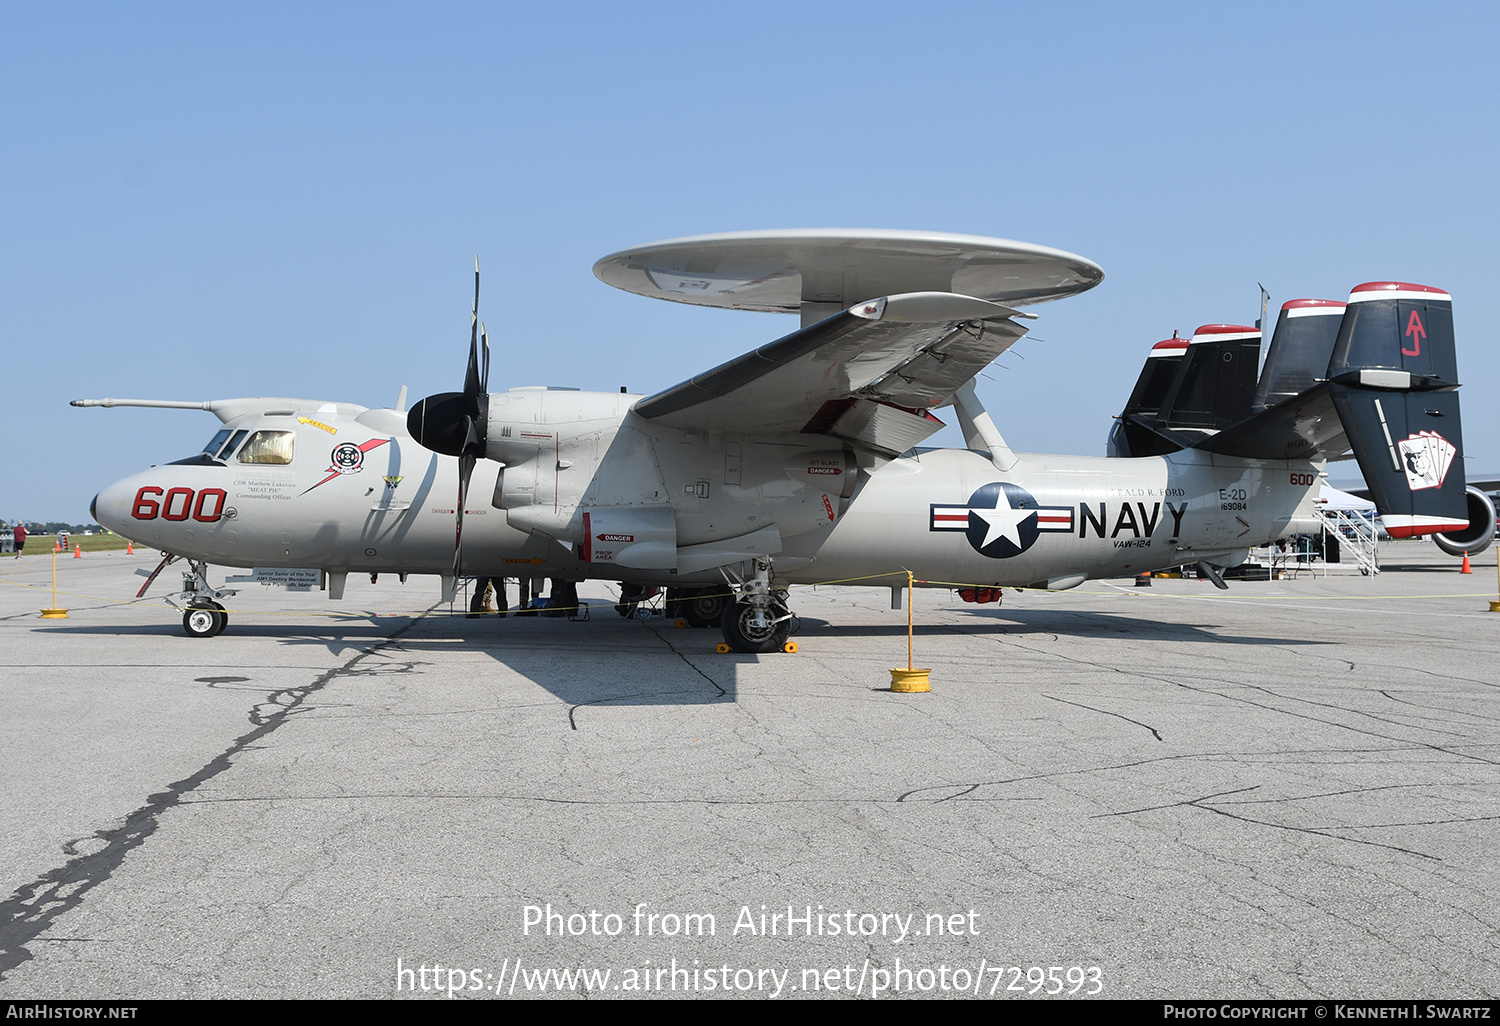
[93,389,1320,593]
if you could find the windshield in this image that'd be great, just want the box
[235,430,296,465]
[201,429,232,457]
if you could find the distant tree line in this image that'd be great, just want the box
[3,522,108,534]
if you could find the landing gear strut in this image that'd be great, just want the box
[173,559,236,638]
[719,559,796,653]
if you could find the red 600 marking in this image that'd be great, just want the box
[132,486,227,522]
[132,486,163,519]
[161,487,194,521]
[1289,472,1317,486]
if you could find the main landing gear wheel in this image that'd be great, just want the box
[682,588,728,628]
[183,605,225,638]
[720,600,790,654]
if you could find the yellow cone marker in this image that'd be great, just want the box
[889,570,930,692]
[40,551,69,619]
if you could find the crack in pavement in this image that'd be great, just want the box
[1043,694,1164,741]
[0,617,419,980]
[939,616,1500,769]
[643,622,728,700]
[1094,784,1442,861]
[559,621,730,731]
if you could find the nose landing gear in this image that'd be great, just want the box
[160,558,237,638]
[183,602,228,638]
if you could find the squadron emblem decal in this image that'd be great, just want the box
[1396,430,1456,491]
[930,482,1074,559]
[301,438,392,494]
[331,442,367,474]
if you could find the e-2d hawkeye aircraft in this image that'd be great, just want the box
[81,230,1484,651]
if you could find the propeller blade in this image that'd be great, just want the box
[409,258,491,581]
[480,321,490,395]
[463,256,482,406]
[454,450,475,579]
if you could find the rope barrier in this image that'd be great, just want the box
[6,565,1490,620]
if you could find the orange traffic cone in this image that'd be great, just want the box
[1461,551,1472,574]
[126,541,134,555]
[73,544,82,558]
[53,540,60,553]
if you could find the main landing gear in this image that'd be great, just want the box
[662,586,729,628]
[654,564,797,652]
[717,559,795,654]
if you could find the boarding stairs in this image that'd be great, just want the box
[1256,509,1378,578]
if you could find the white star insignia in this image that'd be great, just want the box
[971,489,1036,549]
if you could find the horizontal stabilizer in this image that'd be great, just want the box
[1195,384,1348,461]
[1201,281,1468,537]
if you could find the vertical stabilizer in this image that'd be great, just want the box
[1156,324,1261,437]
[1106,336,1188,457]
[1252,299,1345,412]
[1326,282,1468,537]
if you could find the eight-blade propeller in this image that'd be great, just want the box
[407,257,489,579]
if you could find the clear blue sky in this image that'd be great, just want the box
[5,2,1497,522]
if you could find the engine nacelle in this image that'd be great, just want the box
[1431,486,1496,557]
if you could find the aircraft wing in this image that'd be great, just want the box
[634,292,1030,455]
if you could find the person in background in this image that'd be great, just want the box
[467,576,508,618]
[13,522,25,558]
[516,576,544,616]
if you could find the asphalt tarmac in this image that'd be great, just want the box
[1,544,1496,1000]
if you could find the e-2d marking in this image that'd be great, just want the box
[1219,486,1248,511]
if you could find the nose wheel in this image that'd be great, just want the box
[157,558,235,636]
[182,602,227,638]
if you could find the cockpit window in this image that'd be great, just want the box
[235,430,296,465]
[202,429,232,457]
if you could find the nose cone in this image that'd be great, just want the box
[92,476,140,539]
